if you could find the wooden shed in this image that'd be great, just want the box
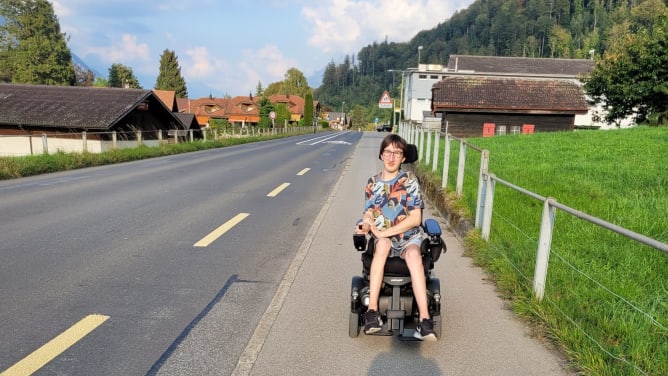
[431,76,589,138]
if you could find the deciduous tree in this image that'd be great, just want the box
[108,63,141,89]
[584,0,668,124]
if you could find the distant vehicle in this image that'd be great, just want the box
[376,123,392,132]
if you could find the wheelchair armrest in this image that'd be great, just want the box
[421,219,447,262]
[423,218,442,236]
[353,234,367,251]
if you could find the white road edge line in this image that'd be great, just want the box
[231,154,352,376]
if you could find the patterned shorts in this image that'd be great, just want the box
[389,228,425,258]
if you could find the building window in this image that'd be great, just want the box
[497,125,507,135]
[430,75,438,79]
[419,74,427,79]
[510,126,521,135]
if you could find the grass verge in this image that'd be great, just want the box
[0,132,301,180]
[418,126,668,375]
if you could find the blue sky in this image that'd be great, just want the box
[53,0,474,98]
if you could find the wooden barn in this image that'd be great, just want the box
[0,84,199,155]
[431,76,589,138]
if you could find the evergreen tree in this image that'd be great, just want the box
[257,96,274,128]
[0,0,75,85]
[303,91,314,127]
[154,49,188,98]
[108,63,141,88]
[255,81,264,96]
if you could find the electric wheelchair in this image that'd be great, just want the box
[349,144,447,340]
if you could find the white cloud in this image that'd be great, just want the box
[183,46,228,79]
[84,34,150,64]
[302,0,461,53]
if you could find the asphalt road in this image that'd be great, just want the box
[0,131,573,376]
[0,131,361,375]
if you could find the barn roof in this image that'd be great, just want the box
[431,76,589,114]
[446,55,595,77]
[0,84,169,130]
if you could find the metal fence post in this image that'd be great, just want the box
[533,198,556,301]
[456,140,466,196]
[442,134,450,189]
[481,173,496,240]
[432,131,439,172]
[475,150,490,229]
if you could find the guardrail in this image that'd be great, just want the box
[399,123,667,375]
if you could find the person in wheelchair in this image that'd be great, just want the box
[355,134,437,341]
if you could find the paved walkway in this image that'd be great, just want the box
[235,133,573,375]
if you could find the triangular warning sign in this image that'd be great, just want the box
[378,90,393,108]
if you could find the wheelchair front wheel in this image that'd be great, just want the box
[349,312,360,338]
[432,314,442,339]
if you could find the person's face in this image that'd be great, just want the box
[381,143,405,172]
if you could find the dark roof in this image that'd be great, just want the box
[447,55,594,77]
[432,76,588,113]
[174,112,199,130]
[0,84,155,129]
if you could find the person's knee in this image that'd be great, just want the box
[403,246,422,266]
[374,239,391,257]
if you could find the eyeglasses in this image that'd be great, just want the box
[382,150,404,159]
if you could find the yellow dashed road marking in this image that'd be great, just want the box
[1,314,109,376]
[296,168,310,176]
[194,213,250,247]
[266,183,290,197]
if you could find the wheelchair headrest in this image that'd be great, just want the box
[403,144,418,164]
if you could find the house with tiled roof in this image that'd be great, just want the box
[431,76,588,137]
[181,94,312,127]
[0,84,197,156]
[268,94,305,123]
[226,96,260,126]
[153,89,178,112]
[187,96,229,126]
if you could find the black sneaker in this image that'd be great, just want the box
[414,318,437,341]
[363,309,383,334]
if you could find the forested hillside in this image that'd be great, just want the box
[315,0,667,123]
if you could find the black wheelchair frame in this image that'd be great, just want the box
[348,143,447,340]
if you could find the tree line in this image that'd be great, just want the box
[2,0,666,125]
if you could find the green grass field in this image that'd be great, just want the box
[424,127,667,375]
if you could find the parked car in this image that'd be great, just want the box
[376,123,393,132]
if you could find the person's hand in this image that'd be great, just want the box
[355,220,370,234]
